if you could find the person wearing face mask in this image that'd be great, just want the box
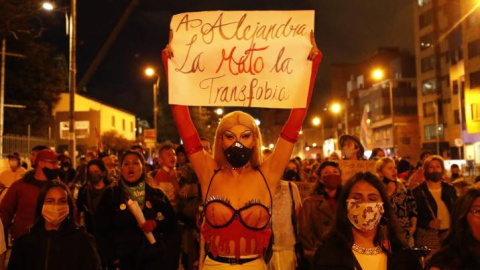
[339,134,365,161]
[95,151,180,270]
[164,31,321,269]
[58,155,76,187]
[282,159,302,181]
[312,172,422,270]
[8,180,101,269]
[76,159,109,235]
[0,149,60,243]
[375,157,418,246]
[298,161,342,263]
[412,155,457,251]
[0,153,26,204]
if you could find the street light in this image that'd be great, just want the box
[215,108,224,116]
[312,116,325,144]
[144,66,160,145]
[42,2,55,11]
[331,103,341,114]
[372,68,395,153]
[43,0,76,165]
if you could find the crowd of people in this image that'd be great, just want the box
[0,36,477,270]
[0,131,477,270]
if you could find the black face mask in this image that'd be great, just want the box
[426,172,443,182]
[61,162,71,168]
[42,168,59,181]
[382,177,395,185]
[224,141,253,169]
[88,173,104,185]
[451,173,460,180]
[283,169,300,181]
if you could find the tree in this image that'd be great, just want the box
[101,130,131,155]
[4,39,66,136]
[1,0,67,137]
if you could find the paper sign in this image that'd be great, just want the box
[168,10,314,108]
[338,160,377,183]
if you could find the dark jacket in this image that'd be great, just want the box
[58,168,76,185]
[0,170,49,240]
[412,181,457,229]
[312,234,422,270]
[298,194,336,259]
[8,222,101,270]
[95,178,180,270]
[76,182,107,235]
[425,245,480,270]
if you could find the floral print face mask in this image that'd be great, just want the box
[346,199,384,232]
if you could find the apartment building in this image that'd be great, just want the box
[414,0,480,163]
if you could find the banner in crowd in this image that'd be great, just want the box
[339,160,377,183]
[167,10,314,108]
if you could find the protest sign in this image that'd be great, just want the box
[338,160,377,183]
[168,10,314,108]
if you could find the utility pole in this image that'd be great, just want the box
[1,39,5,157]
[68,0,77,167]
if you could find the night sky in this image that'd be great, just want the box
[51,0,415,123]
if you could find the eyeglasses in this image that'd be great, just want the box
[470,207,480,218]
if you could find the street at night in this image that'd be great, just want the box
[0,0,479,269]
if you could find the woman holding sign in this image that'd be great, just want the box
[95,150,180,270]
[163,30,321,269]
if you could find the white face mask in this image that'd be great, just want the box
[42,204,70,226]
[347,199,384,232]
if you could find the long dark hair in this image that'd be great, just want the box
[31,180,76,232]
[328,172,407,252]
[427,188,480,268]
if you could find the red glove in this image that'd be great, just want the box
[162,50,203,156]
[280,50,322,143]
[139,220,157,233]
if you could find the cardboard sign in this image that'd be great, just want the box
[168,10,314,108]
[339,160,377,183]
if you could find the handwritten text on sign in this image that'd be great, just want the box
[168,11,314,108]
[338,160,377,184]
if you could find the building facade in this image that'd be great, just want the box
[52,93,136,154]
[414,0,480,164]
[334,48,420,159]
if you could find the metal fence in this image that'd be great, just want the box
[1,134,54,158]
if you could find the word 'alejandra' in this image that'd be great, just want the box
[175,13,308,45]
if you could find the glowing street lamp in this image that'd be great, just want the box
[215,108,224,116]
[144,67,155,77]
[312,117,321,126]
[372,68,385,81]
[331,103,341,114]
[42,1,55,11]
[144,66,160,145]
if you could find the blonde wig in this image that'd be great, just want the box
[213,111,263,168]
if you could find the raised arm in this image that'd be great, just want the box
[261,32,322,186]
[162,45,217,185]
